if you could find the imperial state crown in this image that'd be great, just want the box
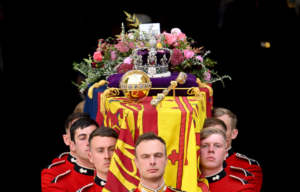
[130,30,173,78]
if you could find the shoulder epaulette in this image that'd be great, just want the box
[230,166,254,177]
[127,188,136,192]
[51,170,71,183]
[46,160,65,169]
[76,183,93,192]
[56,152,70,159]
[236,153,260,166]
[230,175,249,185]
[168,186,186,192]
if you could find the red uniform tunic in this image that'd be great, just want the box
[46,163,94,192]
[128,182,185,192]
[51,152,72,164]
[223,161,257,192]
[225,147,263,191]
[206,169,255,192]
[76,175,106,192]
[41,153,76,192]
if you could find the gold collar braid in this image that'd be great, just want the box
[138,182,167,192]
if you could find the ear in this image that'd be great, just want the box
[63,134,70,146]
[224,150,228,160]
[164,156,168,167]
[88,151,93,164]
[134,158,139,170]
[231,129,238,140]
[70,141,76,152]
[225,139,228,149]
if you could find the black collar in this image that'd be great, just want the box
[223,160,227,168]
[67,153,77,165]
[205,169,227,183]
[94,175,106,187]
[226,147,234,159]
[74,163,94,176]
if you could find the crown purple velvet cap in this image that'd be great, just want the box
[138,49,170,65]
[107,72,199,96]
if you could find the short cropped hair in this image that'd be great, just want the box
[64,112,90,132]
[135,132,166,157]
[203,117,227,132]
[88,127,119,149]
[212,107,237,130]
[70,118,99,143]
[74,101,85,113]
[200,127,226,145]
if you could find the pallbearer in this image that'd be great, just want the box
[212,108,263,191]
[41,113,90,192]
[46,118,98,192]
[128,132,185,192]
[203,118,257,191]
[76,127,119,191]
[200,127,255,192]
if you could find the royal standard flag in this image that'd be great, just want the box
[99,95,209,192]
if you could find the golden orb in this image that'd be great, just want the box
[119,70,152,102]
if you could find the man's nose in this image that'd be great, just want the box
[150,156,155,165]
[104,149,110,159]
[208,145,214,153]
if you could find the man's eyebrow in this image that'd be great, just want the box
[201,142,223,145]
[140,152,164,156]
[77,134,87,138]
[95,145,115,150]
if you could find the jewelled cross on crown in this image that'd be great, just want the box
[130,51,143,66]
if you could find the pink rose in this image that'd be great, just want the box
[110,51,117,61]
[124,57,132,64]
[93,52,103,62]
[178,33,186,41]
[196,55,203,62]
[165,34,177,45]
[171,28,182,35]
[183,49,194,59]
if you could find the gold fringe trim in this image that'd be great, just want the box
[196,78,213,96]
[100,88,120,116]
[88,80,108,99]
[192,87,205,112]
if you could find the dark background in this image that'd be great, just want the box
[1,0,299,191]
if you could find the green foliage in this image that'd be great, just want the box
[72,59,116,93]
[203,57,217,67]
[209,71,232,87]
[124,11,142,28]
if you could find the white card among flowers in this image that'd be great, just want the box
[139,23,160,39]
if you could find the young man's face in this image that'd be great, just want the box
[216,115,233,149]
[71,125,97,161]
[134,140,167,181]
[88,136,117,179]
[200,134,226,172]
